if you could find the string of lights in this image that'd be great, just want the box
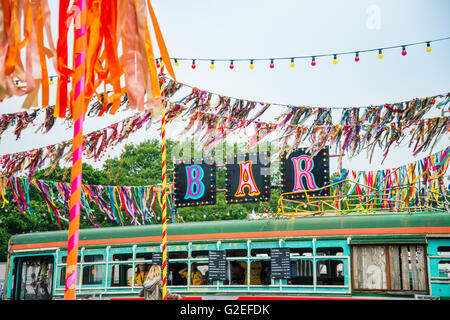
[11,37,449,86]
[163,37,449,69]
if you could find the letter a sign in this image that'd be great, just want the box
[280,147,330,199]
[225,152,271,204]
[173,158,216,207]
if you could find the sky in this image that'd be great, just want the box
[0,0,449,175]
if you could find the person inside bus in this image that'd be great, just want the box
[140,265,182,300]
[249,261,262,285]
[179,264,205,285]
[128,263,149,286]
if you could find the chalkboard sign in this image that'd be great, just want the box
[152,253,162,266]
[270,248,291,279]
[208,251,227,281]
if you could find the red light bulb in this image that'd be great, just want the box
[355,52,359,62]
[191,60,196,69]
[311,57,316,66]
[402,46,407,56]
[269,59,274,69]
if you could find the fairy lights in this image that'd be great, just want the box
[164,37,448,70]
[333,54,338,64]
[402,46,407,56]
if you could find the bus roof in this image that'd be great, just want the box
[9,212,450,250]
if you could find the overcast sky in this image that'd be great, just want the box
[0,0,449,175]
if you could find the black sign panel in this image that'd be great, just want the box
[208,251,227,281]
[270,248,291,279]
[280,147,330,199]
[173,157,216,207]
[225,152,271,204]
[152,252,162,266]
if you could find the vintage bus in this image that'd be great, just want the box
[3,212,450,300]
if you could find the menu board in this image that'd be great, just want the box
[270,248,291,279]
[152,252,162,266]
[208,251,227,281]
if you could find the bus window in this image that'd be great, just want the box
[178,263,205,285]
[191,250,209,259]
[438,247,450,255]
[316,247,344,256]
[251,248,270,257]
[136,252,152,262]
[250,260,271,285]
[11,255,54,300]
[82,255,103,285]
[316,259,344,285]
[169,263,188,285]
[438,261,450,277]
[110,254,133,287]
[229,261,247,285]
[169,251,188,259]
[196,263,210,285]
[226,249,247,257]
[288,259,313,285]
[59,255,80,287]
[290,248,313,257]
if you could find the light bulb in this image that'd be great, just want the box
[333,54,338,64]
[378,49,383,59]
[249,60,254,69]
[290,58,295,67]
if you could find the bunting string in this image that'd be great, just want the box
[161,78,449,165]
[0,109,162,179]
[0,175,174,229]
[278,147,450,216]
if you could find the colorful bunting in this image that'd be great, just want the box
[0,175,174,229]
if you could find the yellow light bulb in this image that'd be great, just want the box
[175,61,179,67]
[426,46,432,52]
[333,59,338,64]
[210,64,214,69]
[378,53,383,59]
[249,64,254,69]
[290,62,295,67]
